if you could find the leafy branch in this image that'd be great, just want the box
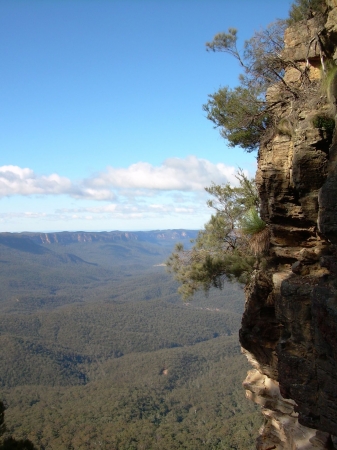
[167,172,268,299]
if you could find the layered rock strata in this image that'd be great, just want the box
[239,3,337,448]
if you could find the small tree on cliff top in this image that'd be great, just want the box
[203,21,295,152]
[287,0,328,24]
[203,5,333,153]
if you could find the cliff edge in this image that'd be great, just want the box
[239,1,337,448]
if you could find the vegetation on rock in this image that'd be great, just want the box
[170,0,337,301]
[312,114,335,132]
[287,0,328,24]
[203,21,299,151]
[167,172,268,299]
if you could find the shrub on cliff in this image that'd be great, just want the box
[202,21,307,152]
[287,0,327,24]
[203,0,333,152]
[166,172,267,299]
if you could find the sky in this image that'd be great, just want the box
[0,0,293,232]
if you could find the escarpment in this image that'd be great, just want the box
[239,2,337,449]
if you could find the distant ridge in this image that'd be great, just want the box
[18,229,199,246]
[0,232,97,264]
[0,233,50,255]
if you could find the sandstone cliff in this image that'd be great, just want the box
[239,2,337,448]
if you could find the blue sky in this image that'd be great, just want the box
[1,0,292,232]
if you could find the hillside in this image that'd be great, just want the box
[0,231,260,449]
[0,230,197,313]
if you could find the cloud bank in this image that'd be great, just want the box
[86,156,238,193]
[0,157,249,230]
[0,157,239,200]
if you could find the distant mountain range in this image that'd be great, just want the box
[0,229,201,313]
[2,229,199,247]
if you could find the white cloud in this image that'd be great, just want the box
[0,196,211,231]
[0,165,72,197]
[55,199,205,220]
[86,155,238,192]
[0,157,241,202]
[0,165,115,201]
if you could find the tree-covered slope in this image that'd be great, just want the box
[3,337,260,450]
[0,231,260,449]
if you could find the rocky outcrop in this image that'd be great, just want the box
[239,3,337,448]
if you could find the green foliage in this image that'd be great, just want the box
[243,21,287,88]
[0,297,243,388]
[203,86,269,151]
[240,208,266,236]
[287,0,327,24]
[205,28,240,57]
[205,0,334,151]
[2,338,260,450]
[205,171,260,215]
[312,114,335,133]
[204,21,291,151]
[0,401,36,450]
[240,208,270,256]
[167,172,265,299]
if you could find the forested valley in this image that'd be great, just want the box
[0,231,260,449]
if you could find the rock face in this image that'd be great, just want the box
[239,3,337,449]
